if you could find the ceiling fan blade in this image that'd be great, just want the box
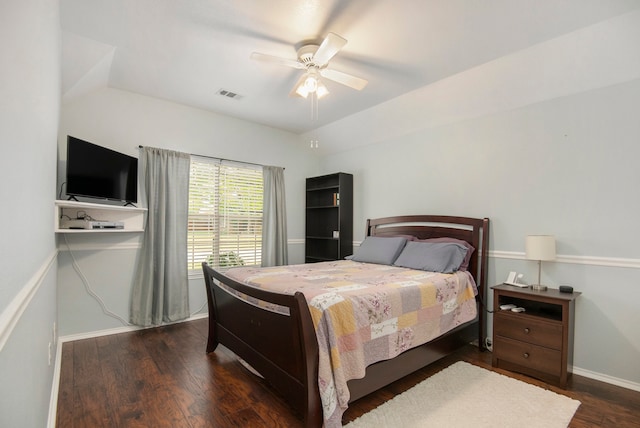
[250,52,304,69]
[320,68,368,90]
[312,32,347,66]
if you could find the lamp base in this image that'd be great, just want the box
[530,284,548,291]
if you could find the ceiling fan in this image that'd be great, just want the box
[250,32,368,99]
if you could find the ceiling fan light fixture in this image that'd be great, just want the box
[295,84,310,98]
[304,75,318,92]
[252,32,368,100]
[295,70,329,98]
[316,80,329,98]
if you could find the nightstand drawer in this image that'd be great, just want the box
[492,284,581,388]
[493,336,562,377]
[494,313,563,350]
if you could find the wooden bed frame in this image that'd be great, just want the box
[202,215,489,426]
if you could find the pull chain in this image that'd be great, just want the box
[309,92,319,149]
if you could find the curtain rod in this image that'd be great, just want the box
[137,145,283,170]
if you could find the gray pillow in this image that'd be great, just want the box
[414,237,475,271]
[349,236,408,265]
[393,241,468,273]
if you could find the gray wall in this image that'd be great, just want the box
[320,77,640,388]
[57,87,317,336]
[0,0,60,426]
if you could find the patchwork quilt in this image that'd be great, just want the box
[224,260,478,427]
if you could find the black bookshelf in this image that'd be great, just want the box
[305,173,353,263]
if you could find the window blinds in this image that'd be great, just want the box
[187,157,263,270]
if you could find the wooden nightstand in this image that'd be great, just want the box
[491,284,581,388]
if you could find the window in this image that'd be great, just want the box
[188,157,263,271]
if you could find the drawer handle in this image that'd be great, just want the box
[523,352,530,359]
[523,327,530,334]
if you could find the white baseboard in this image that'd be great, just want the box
[573,366,640,392]
[47,312,208,427]
[47,339,63,428]
[58,312,208,343]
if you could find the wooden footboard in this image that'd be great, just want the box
[201,262,323,427]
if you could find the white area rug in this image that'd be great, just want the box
[345,361,580,428]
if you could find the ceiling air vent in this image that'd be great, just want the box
[217,89,242,100]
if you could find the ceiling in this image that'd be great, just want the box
[60,0,640,135]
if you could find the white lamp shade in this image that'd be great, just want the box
[295,83,310,98]
[316,80,329,98]
[525,235,556,261]
[303,75,318,92]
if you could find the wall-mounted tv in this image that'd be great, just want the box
[66,136,138,204]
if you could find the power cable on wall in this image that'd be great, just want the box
[63,234,131,326]
[64,234,206,324]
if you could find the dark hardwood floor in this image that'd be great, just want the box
[57,318,640,427]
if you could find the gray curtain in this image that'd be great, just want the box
[130,147,191,326]
[261,166,288,267]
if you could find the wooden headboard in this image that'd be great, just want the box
[366,215,490,337]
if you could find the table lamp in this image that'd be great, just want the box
[525,235,556,291]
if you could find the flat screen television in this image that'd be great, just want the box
[66,136,138,204]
